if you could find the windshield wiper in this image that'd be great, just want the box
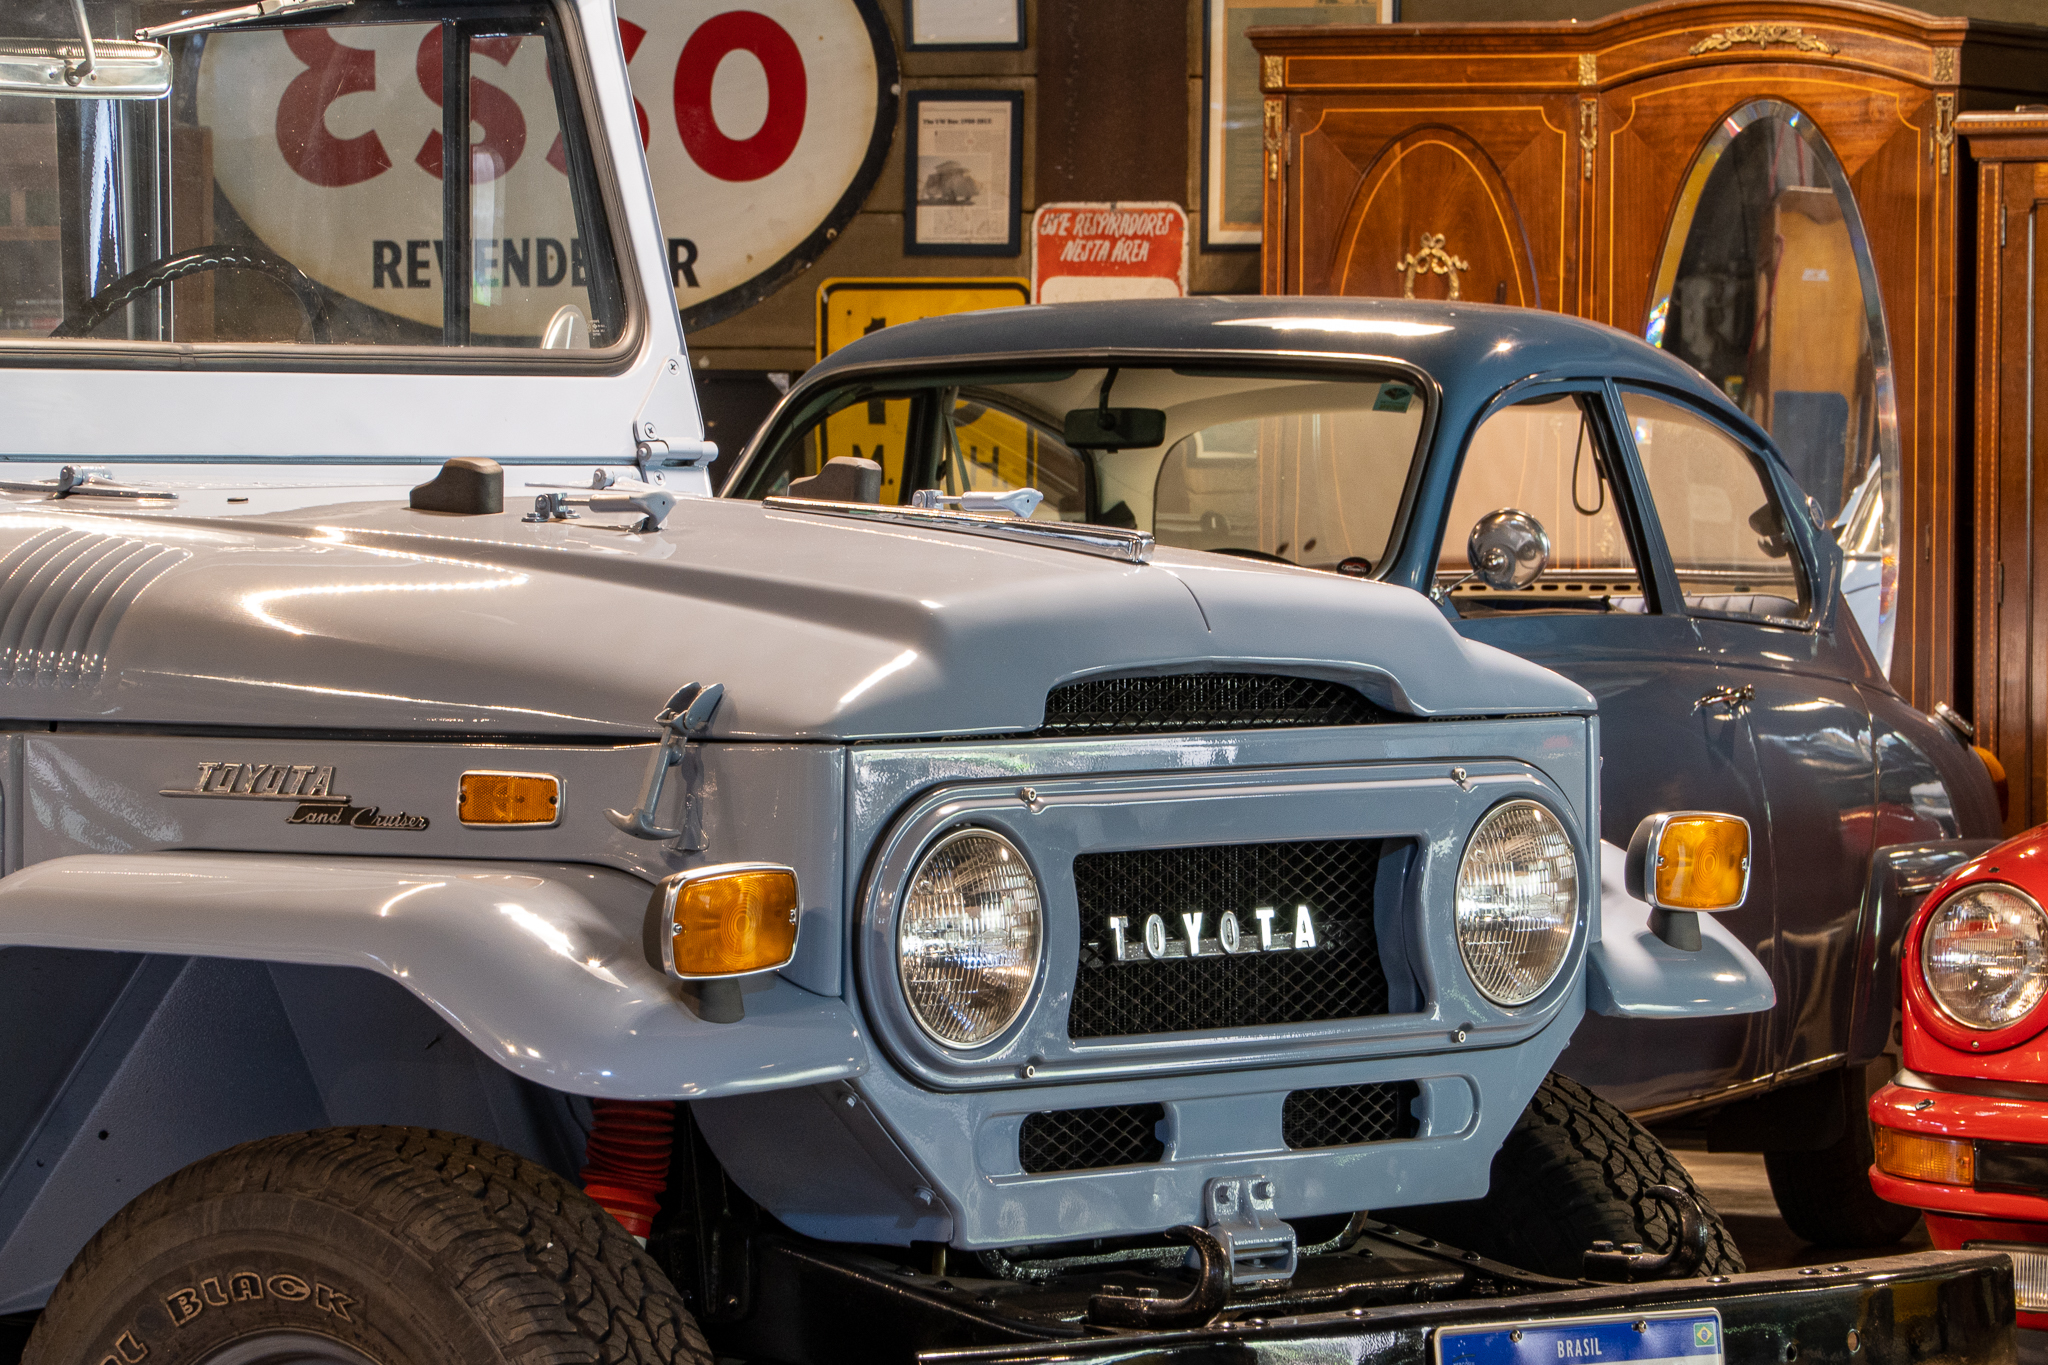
[0,466,177,502]
[763,495,1152,564]
[137,0,351,42]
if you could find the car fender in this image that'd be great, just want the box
[1846,838,1999,1063]
[1585,841,1774,1018]
[0,852,867,1099]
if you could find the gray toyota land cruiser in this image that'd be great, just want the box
[0,2,2013,1363]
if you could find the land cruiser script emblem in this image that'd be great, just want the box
[160,762,430,831]
[1105,905,1319,963]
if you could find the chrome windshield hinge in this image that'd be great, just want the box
[1202,1175,1297,1285]
[608,682,723,845]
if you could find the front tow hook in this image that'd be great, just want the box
[1087,1225,1232,1328]
[1580,1185,1710,1283]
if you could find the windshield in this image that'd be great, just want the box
[0,1,624,351]
[731,365,1430,574]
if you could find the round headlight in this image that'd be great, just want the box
[1921,883,2048,1031]
[1456,800,1579,1006]
[898,828,1043,1047]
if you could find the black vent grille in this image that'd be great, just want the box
[1282,1081,1420,1150]
[1037,673,1388,737]
[1069,839,1390,1039]
[1019,1103,1166,1174]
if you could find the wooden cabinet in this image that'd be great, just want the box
[1961,110,2048,830]
[1251,2,2048,715]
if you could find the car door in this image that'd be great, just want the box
[1613,387,1877,1086]
[1425,382,1777,1113]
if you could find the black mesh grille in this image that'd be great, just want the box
[1069,839,1390,1039]
[1019,1103,1166,1174]
[1037,673,1388,737]
[1282,1081,1420,1150]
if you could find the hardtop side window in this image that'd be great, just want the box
[0,3,624,353]
[1435,391,1651,614]
[1620,389,1812,625]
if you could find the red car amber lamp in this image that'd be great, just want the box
[1906,879,2048,1053]
[1873,1127,1975,1186]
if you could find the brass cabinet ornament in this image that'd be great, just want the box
[1688,23,1838,56]
[1396,233,1468,299]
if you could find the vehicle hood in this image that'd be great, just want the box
[0,496,1592,739]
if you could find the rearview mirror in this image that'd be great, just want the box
[1466,509,1550,590]
[1063,406,1165,450]
[0,38,171,100]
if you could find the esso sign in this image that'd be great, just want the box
[195,2,895,335]
[623,0,895,326]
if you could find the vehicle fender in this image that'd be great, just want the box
[1585,841,1774,1018]
[0,952,590,1315]
[1845,838,1999,1063]
[0,852,866,1099]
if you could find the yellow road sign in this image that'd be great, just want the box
[812,278,1029,500]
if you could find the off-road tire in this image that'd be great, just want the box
[21,1126,711,1365]
[1390,1073,1744,1279]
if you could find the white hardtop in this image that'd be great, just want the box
[0,0,710,511]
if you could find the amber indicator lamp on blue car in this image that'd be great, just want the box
[458,771,561,827]
[642,864,801,1024]
[1624,811,1750,951]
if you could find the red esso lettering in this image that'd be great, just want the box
[276,27,391,187]
[673,11,806,183]
[414,28,527,181]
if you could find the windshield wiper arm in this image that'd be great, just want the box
[0,466,177,502]
[137,0,351,42]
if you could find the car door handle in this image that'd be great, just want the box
[1693,684,1754,715]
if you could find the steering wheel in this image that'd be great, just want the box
[52,245,331,343]
[1211,547,1294,565]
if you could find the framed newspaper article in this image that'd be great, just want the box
[904,91,1024,255]
[1202,0,1394,249]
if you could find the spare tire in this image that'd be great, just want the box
[22,1126,710,1365]
[1390,1073,1744,1278]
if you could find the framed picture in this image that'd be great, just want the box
[904,90,1024,256]
[904,0,1025,49]
[1202,0,1394,250]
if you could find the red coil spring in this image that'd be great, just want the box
[580,1099,675,1241]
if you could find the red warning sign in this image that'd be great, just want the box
[1031,202,1188,304]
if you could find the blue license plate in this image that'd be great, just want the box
[1435,1309,1724,1365]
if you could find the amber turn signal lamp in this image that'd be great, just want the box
[1626,811,1751,912]
[459,771,560,827]
[646,864,800,981]
[1874,1126,1974,1186]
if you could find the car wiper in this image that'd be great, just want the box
[763,495,1152,564]
[0,466,177,501]
[137,0,352,42]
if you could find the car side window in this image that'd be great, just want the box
[1620,391,1812,624]
[1435,393,1649,614]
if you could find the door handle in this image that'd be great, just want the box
[1693,684,1754,715]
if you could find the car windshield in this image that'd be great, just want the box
[0,0,624,351]
[731,365,1431,574]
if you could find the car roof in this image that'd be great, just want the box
[802,294,1755,435]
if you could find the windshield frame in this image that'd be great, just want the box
[0,0,645,375]
[726,348,1443,579]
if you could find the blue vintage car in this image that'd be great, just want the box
[726,295,2004,1251]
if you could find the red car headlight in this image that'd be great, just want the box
[1922,882,2048,1030]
